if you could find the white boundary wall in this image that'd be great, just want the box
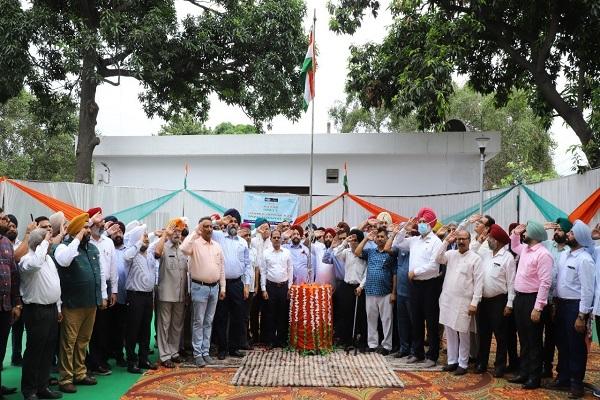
[2,168,598,236]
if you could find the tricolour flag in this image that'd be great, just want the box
[184,163,189,189]
[343,162,349,193]
[300,28,316,111]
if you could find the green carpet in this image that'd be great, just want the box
[0,324,155,400]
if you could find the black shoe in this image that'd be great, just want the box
[127,365,142,374]
[378,348,390,356]
[454,367,468,376]
[395,351,410,359]
[474,365,487,374]
[493,367,505,378]
[0,386,16,395]
[138,361,157,370]
[442,363,458,372]
[508,375,528,384]
[569,387,585,399]
[229,350,245,358]
[73,376,97,386]
[36,388,63,399]
[217,352,227,360]
[91,365,112,376]
[522,379,541,390]
[366,348,377,353]
[548,379,570,391]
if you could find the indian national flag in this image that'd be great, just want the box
[300,28,316,111]
[343,162,349,193]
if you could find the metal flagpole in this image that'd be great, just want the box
[307,8,316,283]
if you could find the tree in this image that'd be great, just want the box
[158,114,257,135]
[329,86,557,187]
[327,0,600,167]
[0,91,77,181]
[0,0,306,182]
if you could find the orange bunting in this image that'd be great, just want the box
[6,179,85,221]
[293,194,344,226]
[569,188,600,224]
[346,193,408,223]
[289,283,333,352]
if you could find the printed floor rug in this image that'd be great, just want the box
[230,349,403,387]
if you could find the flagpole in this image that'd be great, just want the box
[307,8,316,283]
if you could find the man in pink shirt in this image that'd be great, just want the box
[507,220,553,390]
[181,217,225,367]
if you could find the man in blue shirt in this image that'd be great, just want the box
[211,209,251,360]
[283,225,312,284]
[355,228,396,355]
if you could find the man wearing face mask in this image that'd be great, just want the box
[153,218,188,368]
[123,225,158,374]
[552,221,595,399]
[474,224,516,377]
[19,228,62,400]
[391,207,443,368]
[211,209,251,360]
[508,221,553,390]
[86,207,117,376]
[53,213,104,393]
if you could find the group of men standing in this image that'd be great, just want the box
[0,204,599,400]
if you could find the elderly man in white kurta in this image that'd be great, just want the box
[435,229,483,375]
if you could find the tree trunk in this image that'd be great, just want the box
[75,52,101,183]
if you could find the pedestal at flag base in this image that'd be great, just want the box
[289,284,333,353]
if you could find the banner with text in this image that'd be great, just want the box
[242,192,299,225]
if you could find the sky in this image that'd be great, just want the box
[95,0,584,176]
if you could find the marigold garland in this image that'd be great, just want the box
[289,283,333,353]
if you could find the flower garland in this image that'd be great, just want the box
[289,283,333,354]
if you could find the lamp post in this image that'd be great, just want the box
[475,135,490,216]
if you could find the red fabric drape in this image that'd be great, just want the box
[7,179,85,220]
[569,188,600,224]
[346,193,408,223]
[293,194,344,226]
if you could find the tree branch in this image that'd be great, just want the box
[98,67,137,78]
[535,0,558,74]
[101,76,121,86]
[98,50,132,68]
[183,0,223,15]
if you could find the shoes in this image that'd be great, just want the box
[217,352,227,360]
[229,350,245,358]
[593,388,600,398]
[0,386,16,395]
[162,360,175,368]
[422,359,436,368]
[91,365,112,376]
[36,388,63,399]
[395,351,410,359]
[508,375,528,384]
[58,384,76,394]
[74,376,97,386]
[195,357,206,368]
[171,355,183,363]
[366,348,377,353]
[568,387,584,399]
[522,379,541,390]
[139,361,157,370]
[443,363,458,372]
[378,348,390,356]
[548,379,570,390]
[454,367,468,376]
[493,367,505,378]
[203,355,214,365]
[127,365,142,374]
[406,356,424,364]
[474,365,487,374]
[24,395,39,400]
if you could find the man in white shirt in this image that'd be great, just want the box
[250,218,272,344]
[333,229,367,349]
[261,230,293,349]
[391,207,443,368]
[474,224,516,378]
[87,207,118,376]
[436,229,483,376]
[19,228,62,400]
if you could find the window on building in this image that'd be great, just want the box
[326,169,339,183]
